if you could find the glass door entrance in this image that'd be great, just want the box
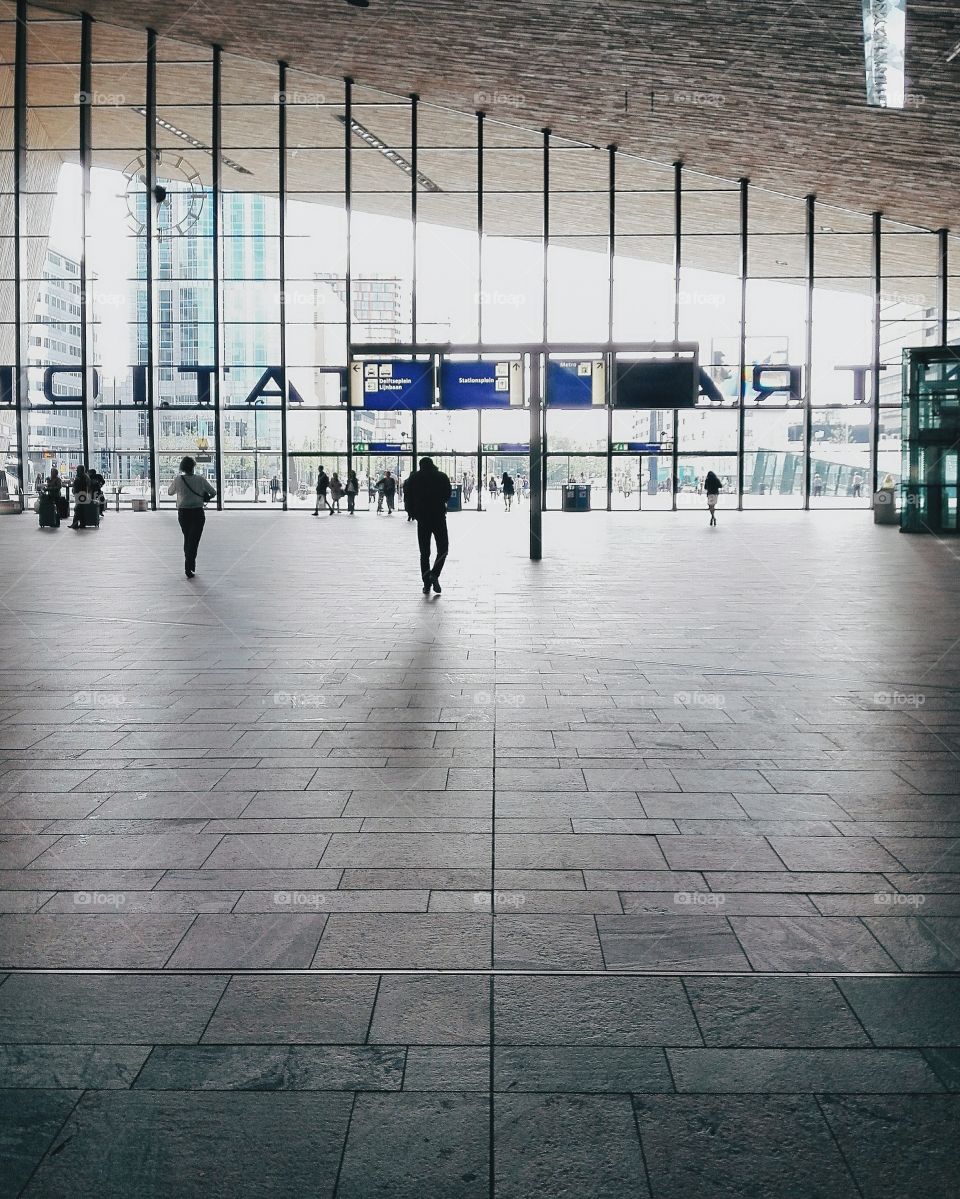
[611,455,673,511]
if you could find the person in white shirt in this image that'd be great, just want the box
[167,456,216,578]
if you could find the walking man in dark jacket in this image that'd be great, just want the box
[404,456,452,594]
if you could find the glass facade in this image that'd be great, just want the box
[0,1,954,514]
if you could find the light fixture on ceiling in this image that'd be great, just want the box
[947,39,960,63]
[345,0,370,7]
[131,107,253,176]
[335,114,442,192]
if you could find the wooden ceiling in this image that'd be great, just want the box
[26,0,960,232]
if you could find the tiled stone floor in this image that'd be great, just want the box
[1,506,959,1195]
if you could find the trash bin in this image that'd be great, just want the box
[873,487,898,525]
[130,497,149,512]
[446,483,462,513]
[562,483,591,511]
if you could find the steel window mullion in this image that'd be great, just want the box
[278,61,289,507]
[871,212,881,495]
[211,46,223,509]
[13,1,27,508]
[803,194,815,509]
[79,14,92,470]
[736,178,748,509]
[937,228,948,346]
[671,160,681,510]
[607,144,615,511]
[344,77,353,480]
[145,29,158,509]
[477,109,484,346]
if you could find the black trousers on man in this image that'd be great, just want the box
[417,516,448,583]
[178,508,206,573]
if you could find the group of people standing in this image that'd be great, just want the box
[36,465,106,530]
[312,467,361,516]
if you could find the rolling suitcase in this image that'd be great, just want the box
[78,500,99,528]
[38,493,59,529]
[56,495,69,520]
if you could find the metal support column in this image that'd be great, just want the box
[529,351,543,559]
[803,194,815,509]
[211,46,223,509]
[539,128,549,519]
[670,160,681,509]
[12,0,28,508]
[606,144,615,511]
[278,61,289,508]
[871,212,882,495]
[344,78,353,482]
[144,29,158,508]
[476,110,484,346]
[736,178,748,509]
[410,93,418,470]
[78,13,92,470]
[937,228,949,346]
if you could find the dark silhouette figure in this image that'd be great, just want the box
[501,472,515,512]
[69,466,90,529]
[704,470,722,527]
[168,455,216,577]
[313,467,330,516]
[403,470,417,521]
[345,469,359,514]
[405,456,452,594]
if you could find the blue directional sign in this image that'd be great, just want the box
[439,359,523,408]
[546,359,606,407]
[349,359,433,410]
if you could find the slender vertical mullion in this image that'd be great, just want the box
[12,1,27,509]
[476,110,484,346]
[803,194,815,510]
[410,93,418,345]
[409,94,418,472]
[78,14,92,470]
[670,160,681,510]
[871,212,882,495]
[145,29,158,509]
[540,128,549,515]
[736,179,748,510]
[606,144,615,512]
[344,78,353,482]
[211,46,223,509]
[278,61,289,507]
[937,228,949,346]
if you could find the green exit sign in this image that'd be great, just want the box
[352,443,367,453]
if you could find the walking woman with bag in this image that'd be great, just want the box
[168,456,216,578]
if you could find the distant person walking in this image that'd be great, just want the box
[313,467,330,516]
[704,469,722,527]
[852,473,863,498]
[405,456,452,595]
[488,476,498,501]
[345,469,359,515]
[812,472,824,497]
[168,455,216,578]
[329,473,344,514]
[270,474,280,503]
[501,471,515,512]
[376,471,396,515]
